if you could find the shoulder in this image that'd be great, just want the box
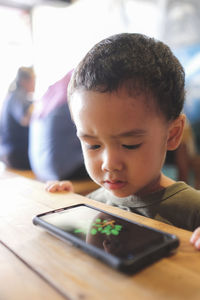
[159,182,200,231]
[164,182,200,203]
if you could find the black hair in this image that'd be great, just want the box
[69,33,185,121]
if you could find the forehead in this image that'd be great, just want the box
[70,88,164,135]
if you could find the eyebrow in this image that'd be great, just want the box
[115,129,147,138]
[78,129,147,139]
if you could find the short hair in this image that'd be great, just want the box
[68,33,185,121]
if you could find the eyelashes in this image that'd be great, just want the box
[87,145,101,150]
[122,143,142,150]
[86,144,142,150]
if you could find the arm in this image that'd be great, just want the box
[20,103,34,126]
[190,227,200,250]
[45,180,74,193]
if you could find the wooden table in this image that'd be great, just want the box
[1,173,200,300]
[0,161,99,196]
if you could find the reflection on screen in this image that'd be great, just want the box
[41,205,164,259]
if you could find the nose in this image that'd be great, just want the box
[101,148,124,172]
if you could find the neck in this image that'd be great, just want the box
[136,173,176,197]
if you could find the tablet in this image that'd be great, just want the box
[33,203,179,274]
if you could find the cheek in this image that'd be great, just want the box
[134,136,167,169]
[81,149,99,176]
[142,138,167,168]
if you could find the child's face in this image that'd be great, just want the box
[70,88,172,198]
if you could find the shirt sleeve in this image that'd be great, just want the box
[10,92,32,124]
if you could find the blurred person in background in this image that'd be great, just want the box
[0,66,35,169]
[28,70,89,182]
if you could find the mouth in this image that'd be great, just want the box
[103,180,127,190]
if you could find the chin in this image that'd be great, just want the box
[109,189,133,198]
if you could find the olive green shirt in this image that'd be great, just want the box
[88,182,200,231]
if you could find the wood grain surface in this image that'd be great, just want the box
[0,172,200,300]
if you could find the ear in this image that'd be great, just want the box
[167,114,186,151]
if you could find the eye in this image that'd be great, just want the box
[87,144,101,150]
[122,143,142,150]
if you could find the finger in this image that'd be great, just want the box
[59,181,74,192]
[190,227,200,244]
[195,239,200,250]
[45,181,60,192]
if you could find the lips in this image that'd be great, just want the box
[104,180,127,190]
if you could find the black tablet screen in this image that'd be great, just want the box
[40,205,164,259]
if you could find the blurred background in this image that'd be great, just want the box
[1,0,200,187]
[1,0,200,103]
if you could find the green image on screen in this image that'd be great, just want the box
[74,218,123,236]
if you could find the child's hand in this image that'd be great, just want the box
[190,227,200,250]
[45,180,74,193]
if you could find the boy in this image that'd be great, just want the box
[46,33,200,249]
